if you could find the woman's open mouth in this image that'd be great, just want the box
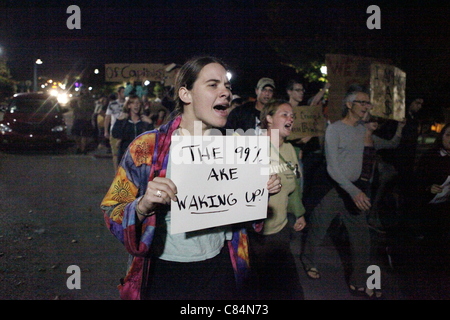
[285,123,293,131]
[213,104,230,116]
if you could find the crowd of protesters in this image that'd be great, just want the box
[64,56,450,300]
[67,83,174,168]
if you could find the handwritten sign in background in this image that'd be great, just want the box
[325,54,374,123]
[325,54,405,123]
[169,135,270,234]
[288,105,327,140]
[104,63,179,86]
[370,63,406,121]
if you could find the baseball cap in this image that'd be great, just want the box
[256,77,275,89]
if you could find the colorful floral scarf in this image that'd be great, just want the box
[101,116,256,299]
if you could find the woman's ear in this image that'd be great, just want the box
[178,87,192,105]
[266,115,273,127]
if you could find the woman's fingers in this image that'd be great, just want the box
[142,177,178,209]
[267,174,282,194]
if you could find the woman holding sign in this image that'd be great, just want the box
[100,56,281,300]
[247,99,307,300]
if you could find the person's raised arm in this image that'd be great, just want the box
[309,82,331,106]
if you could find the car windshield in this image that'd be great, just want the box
[9,99,60,114]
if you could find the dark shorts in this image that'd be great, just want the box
[71,119,94,137]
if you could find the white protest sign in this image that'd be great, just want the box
[429,176,450,204]
[169,134,270,234]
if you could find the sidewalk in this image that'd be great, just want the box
[90,146,112,158]
[291,225,409,300]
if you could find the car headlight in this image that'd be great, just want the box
[51,125,66,132]
[0,123,12,133]
[57,93,69,105]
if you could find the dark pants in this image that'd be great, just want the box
[248,223,304,300]
[145,247,237,300]
[302,156,333,217]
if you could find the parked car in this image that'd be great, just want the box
[0,92,72,150]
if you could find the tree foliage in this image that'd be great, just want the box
[262,1,404,82]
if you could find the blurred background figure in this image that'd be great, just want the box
[71,86,95,154]
[151,107,168,129]
[92,95,110,150]
[112,94,153,163]
[104,86,126,172]
[230,94,243,111]
[415,123,450,250]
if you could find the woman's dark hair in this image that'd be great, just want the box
[434,122,450,149]
[172,56,228,116]
[260,99,290,129]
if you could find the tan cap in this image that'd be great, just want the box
[256,77,275,89]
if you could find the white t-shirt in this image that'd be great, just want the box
[105,99,124,130]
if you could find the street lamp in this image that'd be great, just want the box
[33,59,43,92]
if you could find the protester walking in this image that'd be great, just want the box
[71,86,95,154]
[104,86,125,172]
[415,122,450,252]
[363,113,406,231]
[248,99,306,300]
[285,80,331,216]
[301,85,384,299]
[111,94,154,164]
[100,56,281,300]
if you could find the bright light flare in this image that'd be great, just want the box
[57,93,69,105]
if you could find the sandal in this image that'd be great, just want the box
[367,288,383,300]
[305,267,321,280]
[349,285,366,297]
[349,285,383,299]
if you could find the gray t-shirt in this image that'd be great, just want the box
[325,120,366,197]
[325,120,401,198]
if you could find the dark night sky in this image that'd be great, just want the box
[1,0,450,118]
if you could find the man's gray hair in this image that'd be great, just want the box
[341,84,369,117]
[342,92,358,117]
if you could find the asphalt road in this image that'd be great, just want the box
[0,148,127,300]
[1,147,448,301]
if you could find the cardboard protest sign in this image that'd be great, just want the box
[325,54,374,123]
[105,63,166,82]
[169,134,270,234]
[288,105,326,140]
[370,63,406,121]
[325,54,391,123]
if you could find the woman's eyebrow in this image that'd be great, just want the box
[205,79,220,83]
[205,79,231,86]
